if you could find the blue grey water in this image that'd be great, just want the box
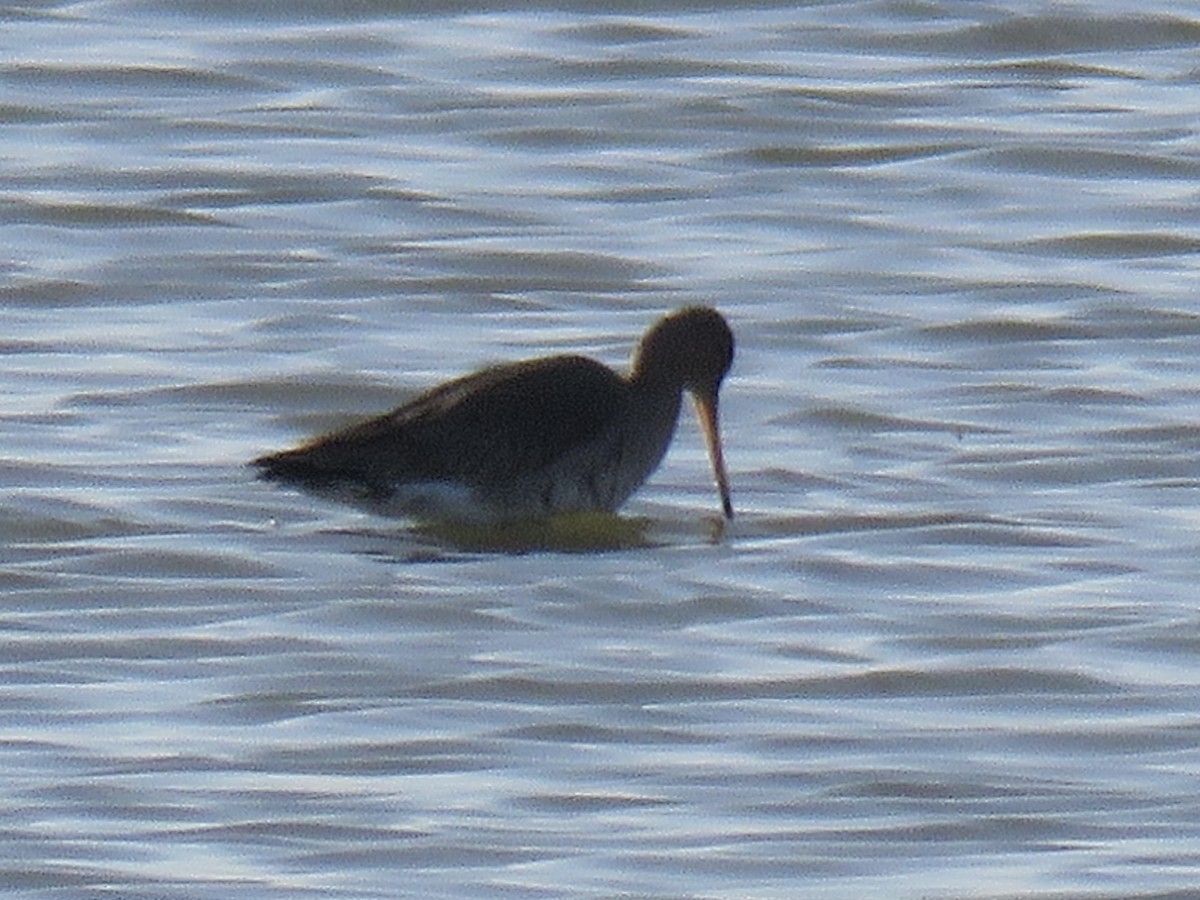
[3,0,1200,897]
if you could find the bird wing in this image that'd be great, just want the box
[257,355,626,492]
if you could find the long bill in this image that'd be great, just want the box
[691,388,734,520]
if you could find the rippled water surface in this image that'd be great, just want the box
[4,1,1200,897]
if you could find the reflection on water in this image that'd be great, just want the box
[3,1,1200,898]
[411,511,660,554]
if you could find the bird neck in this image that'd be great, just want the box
[627,371,686,448]
[629,354,686,394]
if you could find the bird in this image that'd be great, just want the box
[253,306,734,523]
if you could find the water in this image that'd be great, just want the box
[4,1,1200,897]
